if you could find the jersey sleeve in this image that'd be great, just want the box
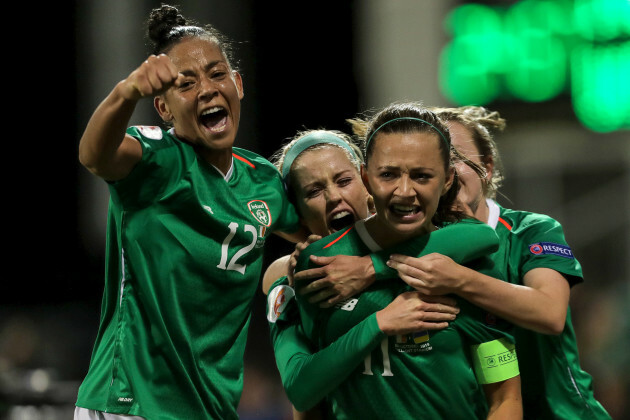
[109,126,182,207]
[267,278,386,411]
[370,218,500,281]
[452,257,519,384]
[513,214,583,286]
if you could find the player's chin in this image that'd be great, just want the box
[385,214,430,238]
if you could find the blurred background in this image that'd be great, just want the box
[1,0,628,419]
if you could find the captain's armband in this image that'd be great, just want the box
[471,338,519,384]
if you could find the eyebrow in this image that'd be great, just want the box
[376,165,437,172]
[333,169,356,178]
[179,60,226,77]
[299,170,354,190]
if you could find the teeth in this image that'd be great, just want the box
[201,107,223,116]
[332,211,351,220]
[392,204,419,214]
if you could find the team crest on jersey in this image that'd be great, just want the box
[267,285,295,323]
[136,125,163,140]
[248,200,272,227]
[529,242,574,258]
[395,331,432,353]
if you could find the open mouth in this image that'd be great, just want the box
[328,211,356,232]
[389,204,421,217]
[200,107,228,132]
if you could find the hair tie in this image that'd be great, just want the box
[281,132,360,184]
[366,117,450,151]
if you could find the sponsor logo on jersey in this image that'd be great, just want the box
[529,242,574,258]
[137,125,163,140]
[335,298,358,311]
[248,200,272,227]
[267,285,295,323]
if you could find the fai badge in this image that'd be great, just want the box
[248,200,272,227]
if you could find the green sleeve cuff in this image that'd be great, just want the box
[364,312,388,339]
[276,312,385,411]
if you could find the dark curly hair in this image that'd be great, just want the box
[145,4,238,70]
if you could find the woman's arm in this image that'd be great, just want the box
[389,254,570,334]
[79,54,179,181]
[483,376,523,420]
[294,218,498,306]
[268,289,459,411]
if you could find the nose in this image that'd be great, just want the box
[198,75,218,100]
[393,174,414,198]
[325,185,343,206]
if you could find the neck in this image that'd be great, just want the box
[473,197,490,224]
[363,214,436,249]
[197,147,233,175]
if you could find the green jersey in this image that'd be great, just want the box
[292,218,519,419]
[267,217,501,413]
[76,126,300,420]
[487,199,610,419]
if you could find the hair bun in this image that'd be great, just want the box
[147,4,188,46]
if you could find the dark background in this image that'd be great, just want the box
[2,1,628,419]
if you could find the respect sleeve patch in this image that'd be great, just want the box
[529,242,574,258]
[471,338,519,384]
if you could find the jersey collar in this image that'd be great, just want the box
[211,158,234,181]
[355,216,382,252]
[168,128,235,181]
[486,198,500,230]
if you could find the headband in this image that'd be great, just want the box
[281,132,360,183]
[365,117,450,151]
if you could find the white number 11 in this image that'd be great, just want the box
[363,338,393,376]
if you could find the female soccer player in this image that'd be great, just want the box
[269,104,522,419]
[75,5,304,420]
[264,129,499,418]
[386,106,611,419]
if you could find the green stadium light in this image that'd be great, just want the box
[440,0,630,132]
[573,0,630,42]
[571,42,630,132]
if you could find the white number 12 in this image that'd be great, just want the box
[217,222,258,274]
